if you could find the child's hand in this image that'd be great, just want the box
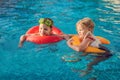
[60,34,71,40]
[63,34,71,40]
[67,39,73,46]
[85,31,92,38]
[84,31,95,41]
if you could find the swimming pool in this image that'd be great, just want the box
[0,0,120,80]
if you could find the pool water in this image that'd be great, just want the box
[0,0,120,80]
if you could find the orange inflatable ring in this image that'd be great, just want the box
[72,35,110,53]
[25,26,63,44]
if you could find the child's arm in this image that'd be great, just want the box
[79,38,93,51]
[67,37,93,52]
[67,38,82,52]
[54,34,74,40]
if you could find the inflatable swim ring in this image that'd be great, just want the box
[71,35,110,53]
[26,26,63,44]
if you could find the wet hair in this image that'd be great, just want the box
[76,18,94,31]
[39,18,53,28]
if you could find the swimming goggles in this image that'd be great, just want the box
[39,18,53,27]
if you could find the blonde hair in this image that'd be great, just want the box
[76,18,95,32]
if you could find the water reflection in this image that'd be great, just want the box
[97,0,120,27]
[103,0,120,4]
[104,0,120,13]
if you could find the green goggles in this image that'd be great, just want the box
[39,18,53,27]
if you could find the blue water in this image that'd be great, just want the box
[0,0,120,80]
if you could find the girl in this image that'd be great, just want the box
[18,18,70,47]
[67,18,112,76]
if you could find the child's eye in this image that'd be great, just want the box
[40,27,43,29]
[44,28,48,31]
[78,30,82,32]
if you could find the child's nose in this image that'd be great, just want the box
[40,29,45,35]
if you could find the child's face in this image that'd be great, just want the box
[39,24,52,36]
[77,24,89,38]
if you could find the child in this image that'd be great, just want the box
[67,17,112,76]
[18,18,70,47]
